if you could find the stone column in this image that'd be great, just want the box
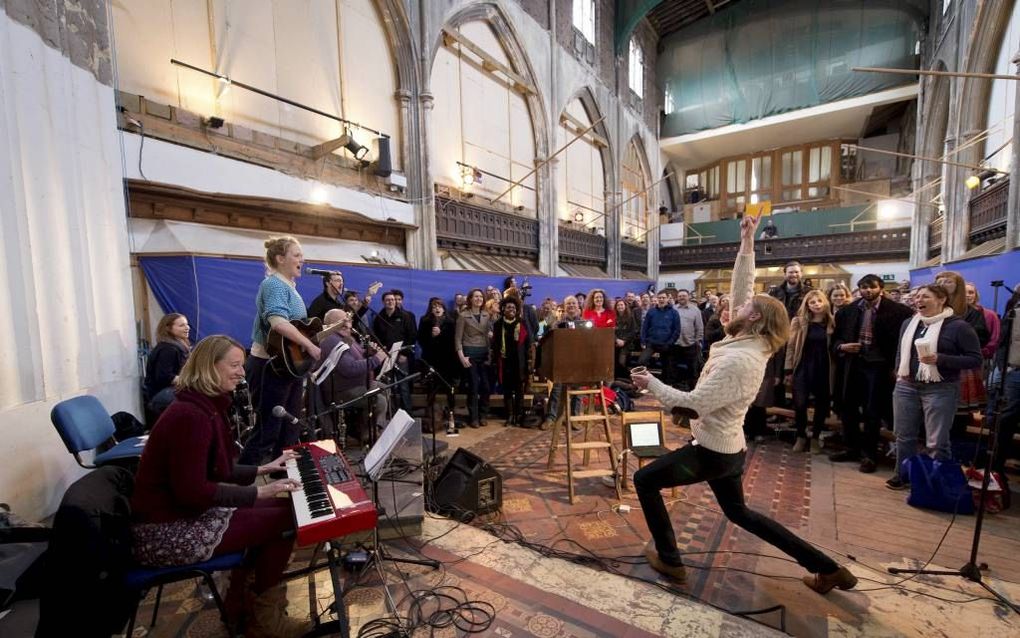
[606,188,621,278]
[410,90,439,270]
[1007,52,1020,252]
[540,156,559,275]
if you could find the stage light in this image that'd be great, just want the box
[338,131,369,160]
[965,175,981,190]
[203,116,225,129]
[309,186,329,204]
[460,164,482,187]
[573,210,585,223]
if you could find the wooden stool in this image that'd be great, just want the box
[546,385,621,504]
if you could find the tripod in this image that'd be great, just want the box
[888,286,1019,615]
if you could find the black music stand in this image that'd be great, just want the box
[359,410,440,612]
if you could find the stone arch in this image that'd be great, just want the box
[910,60,950,264]
[559,86,616,194]
[428,2,550,163]
[620,133,655,239]
[373,0,420,95]
[625,132,654,192]
[956,0,1017,151]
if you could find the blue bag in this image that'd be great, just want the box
[903,454,974,515]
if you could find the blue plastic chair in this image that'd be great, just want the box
[50,395,146,468]
[124,551,246,637]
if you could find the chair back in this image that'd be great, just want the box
[621,410,665,449]
[51,395,116,457]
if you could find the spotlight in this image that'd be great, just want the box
[965,175,981,190]
[573,210,585,223]
[203,116,225,129]
[460,164,483,187]
[309,186,329,204]
[338,131,369,160]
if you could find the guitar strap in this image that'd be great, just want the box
[312,342,350,385]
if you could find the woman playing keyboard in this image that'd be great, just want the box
[131,335,309,637]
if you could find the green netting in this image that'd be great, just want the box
[658,0,926,137]
[687,205,873,244]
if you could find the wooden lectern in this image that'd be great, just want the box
[539,327,620,503]
[538,327,614,384]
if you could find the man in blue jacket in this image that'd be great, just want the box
[638,291,682,385]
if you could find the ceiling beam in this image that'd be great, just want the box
[704,0,716,14]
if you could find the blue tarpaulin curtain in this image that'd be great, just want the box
[910,250,1020,315]
[139,256,652,345]
[657,0,926,137]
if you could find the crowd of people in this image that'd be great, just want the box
[129,230,1019,627]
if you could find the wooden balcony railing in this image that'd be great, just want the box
[435,196,538,257]
[661,228,910,270]
[928,214,943,260]
[558,225,607,265]
[621,240,648,272]
[968,177,1009,245]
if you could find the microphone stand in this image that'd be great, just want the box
[416,355,456,461]
[888,294,1019,615]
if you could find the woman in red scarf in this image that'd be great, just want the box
[491,296,533,427]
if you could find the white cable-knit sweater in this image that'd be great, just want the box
[646,249,771,454]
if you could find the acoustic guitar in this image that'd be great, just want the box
[267,319,345,378]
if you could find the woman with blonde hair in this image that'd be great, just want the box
[631,216,856,596]
[144,312,191,420]
[240,236,319,465]
[827,283,852,312]
[785,290,834,453]
[132,335,308,636]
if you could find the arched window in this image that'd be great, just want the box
[621,140,650,243]
[983,1,1020,173]
[431,20,537,212]
[558,99,607,232]
[628,38,644,98]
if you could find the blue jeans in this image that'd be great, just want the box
[464,347,490,424]
[987,367,1020,473]
[892,379,959,477]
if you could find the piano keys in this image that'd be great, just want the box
[285,439,378,547]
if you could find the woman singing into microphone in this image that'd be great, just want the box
[631,215,857,595]
[240,236,320,465]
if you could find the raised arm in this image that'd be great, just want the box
[729,215,759,311]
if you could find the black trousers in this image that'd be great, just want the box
[672,344,701,388]
[793,367,830,439]
[240,356,303,465]
[840,360,892,461]
[638,344,674,383]
[634,443,838,574]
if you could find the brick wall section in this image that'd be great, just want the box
[2,0,112,85]
[516,0,549,30]
[596,0,615,89]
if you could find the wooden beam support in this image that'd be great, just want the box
[559,112,608,148]
[306,135,350,160]
[441,27,537,95]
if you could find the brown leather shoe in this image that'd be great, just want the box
[644,543,686,581]
[802,566,858,594]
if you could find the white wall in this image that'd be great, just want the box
[0,15,138,520]
[112,0,402,169]
[431,19,537,211]
[557,99,606,230]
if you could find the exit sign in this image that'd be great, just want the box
[882,275,896,281]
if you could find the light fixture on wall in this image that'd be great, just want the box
[573,210,585,223]
[460,163,483,187]
[965,175,981,190]
[965,168,997,190]
[203,116,225,129]
[338,130,369,160]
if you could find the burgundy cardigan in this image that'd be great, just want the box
[132,389,259,524]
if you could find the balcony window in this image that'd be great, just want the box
[629,39,644,98]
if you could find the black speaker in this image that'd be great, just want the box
[373,136,392,177]
[429,449,502,518]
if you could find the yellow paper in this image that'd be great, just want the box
[745,201,772,218]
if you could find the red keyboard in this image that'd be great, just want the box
[285,440,377,547]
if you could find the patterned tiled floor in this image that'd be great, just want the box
[115,408,1020,637]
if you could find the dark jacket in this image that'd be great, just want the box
[994,293,1020,370]
[895,315,982,383]
[307,290,344,322]
[705,314,726,351]
[491,318,533,383]
[615,312,639,345]
[832,296,913,369]
[641,305,681,347]
[373,308,416,350]
[144,341,188,400]
[417,314,458,379]
[963,305,991,348]
[769,282,812,319]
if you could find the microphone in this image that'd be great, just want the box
[272,405,302,425]
[305,267,339,276]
